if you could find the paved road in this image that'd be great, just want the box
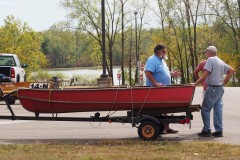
[0,87,239,144]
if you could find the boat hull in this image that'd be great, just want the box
[18,85,195,113]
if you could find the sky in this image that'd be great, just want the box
[0,0,68,31]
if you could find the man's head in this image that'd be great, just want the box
[205,46,217,58]
[154,44,167,59]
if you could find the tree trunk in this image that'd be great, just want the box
[184,0,195,81]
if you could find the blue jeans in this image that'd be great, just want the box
[201,86,224,132]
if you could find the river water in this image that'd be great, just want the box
[47,67,128,86]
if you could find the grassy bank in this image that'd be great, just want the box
[0,140,239,160]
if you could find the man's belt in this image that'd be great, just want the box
[208,85,222,87]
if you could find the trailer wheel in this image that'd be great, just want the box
[138,121,159,140]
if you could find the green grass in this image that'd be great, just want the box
[28,70,67,82]
[27,70,98,86]
[0,140,239,160]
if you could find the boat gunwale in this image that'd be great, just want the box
[17,85,195,92]
[18,95,191,104]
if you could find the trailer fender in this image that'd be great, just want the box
[135,115,161,125]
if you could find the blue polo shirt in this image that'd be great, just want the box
[145,54,171,86]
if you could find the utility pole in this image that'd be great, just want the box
[121,0,125,85]
[134,11,139,85]
[101,0,108,78]
[97,0,112,87]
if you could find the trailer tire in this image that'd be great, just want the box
[138,121,159,140]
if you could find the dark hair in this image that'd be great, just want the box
[154,44,166,53]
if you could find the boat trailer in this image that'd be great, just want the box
[0,89,201,140]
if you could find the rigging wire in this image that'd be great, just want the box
[48,89,56,119]
[135,86,152,117]
[106,87,120,117]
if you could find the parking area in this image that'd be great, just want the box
[0,87,239,144]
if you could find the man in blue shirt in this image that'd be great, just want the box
[145,44,181,133]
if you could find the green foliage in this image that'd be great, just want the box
[0,15,48,75]
[41,25,102,68]
[28,70,66,82]
[218,52,240,86]
[41,25,76,68]
[1,1,240,86]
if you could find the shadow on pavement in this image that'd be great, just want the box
[0,133,221,144]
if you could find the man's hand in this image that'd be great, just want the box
[154,82,163,87]
[189,83,197,87]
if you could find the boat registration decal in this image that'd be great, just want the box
[29,83,50,89]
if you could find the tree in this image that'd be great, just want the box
[207,0,240,51]
[42,23,100,68]
[0,15,48,74]
[105,0,122,81]
[62,0,122,81]
[120,0,128,85]
[42,25,76,67]
[131,0,150,84]
[149,0,189,83]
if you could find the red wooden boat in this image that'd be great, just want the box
[18,85,195,114]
